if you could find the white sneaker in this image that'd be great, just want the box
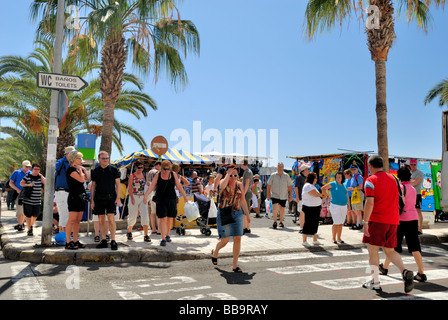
[362,280,382,292]
[313,240,321,246]
[302,241,311,247]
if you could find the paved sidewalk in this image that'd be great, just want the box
[1,201,447,265]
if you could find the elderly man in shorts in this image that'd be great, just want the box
[267,163,293,229]
[362,155,414,293]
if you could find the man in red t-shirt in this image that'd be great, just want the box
[362,155,414,293]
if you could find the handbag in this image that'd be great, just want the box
[220,184,238,226]
[351,187,361,204]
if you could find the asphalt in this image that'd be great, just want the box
[1,201,447,265]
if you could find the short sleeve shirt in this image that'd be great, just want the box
[411,169,423,194]
[242,168,253,196]
[329,181,348,206]
[21,173,43,206]
[91,165,120,195]
[267,172,293,200]
[364,171,399,225]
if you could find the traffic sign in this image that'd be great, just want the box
[37,72,88,91]
[151,136,168,156]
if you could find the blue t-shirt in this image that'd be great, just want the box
[329,181,348,206]
[347,173,363,197]
[9,169,31,191]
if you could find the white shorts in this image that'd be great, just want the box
[55,190,69,227]
[251,193,259,208]
[297,200,303,212]
[330,203,347,225]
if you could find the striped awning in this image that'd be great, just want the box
[111,148,213,169]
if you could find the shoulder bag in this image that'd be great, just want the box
[220,183,238,226]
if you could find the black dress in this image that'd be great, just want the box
[66,166,86,212]
[154,172,177,219]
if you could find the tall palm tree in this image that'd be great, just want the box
[305,0,445,171]
[31,0,200,155]
[0,38,156,167]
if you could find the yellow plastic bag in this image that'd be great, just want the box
[351,187,361,204]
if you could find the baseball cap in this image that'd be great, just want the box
[410,159,417,164]
[299,164,310,172]
[22,160,31,167]
[64,146,76,154]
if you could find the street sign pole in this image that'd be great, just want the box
[41,0,65,246]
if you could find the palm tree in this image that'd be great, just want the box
[425,78,448,107]
[0,122,46,178]
[0,38,157,167]
[31,0,200,155]
[305,0,445,171]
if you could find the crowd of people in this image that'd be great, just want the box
[2,150,427,292]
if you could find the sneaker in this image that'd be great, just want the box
[313,240,321,246]
[127,232,133,240]
[414,272,427,283]
[110,240,118,250]
[160,239,167,246]
[96,240,108,249]
[27,227,33,236]
[362,280,382,292]
[144,235,151,242]
[165,235,172,242]
[379,263,388,275]
[302,241,311,248]
[402,269,414,293]
[272,222,277,229]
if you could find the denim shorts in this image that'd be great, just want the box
[217,208,244,239]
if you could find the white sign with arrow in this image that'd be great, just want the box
[37,72,88,91]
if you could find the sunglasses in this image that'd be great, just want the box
[137,167,143,169]
[230,174,238,178]
[162,167,170,171]
[100,157,109,160]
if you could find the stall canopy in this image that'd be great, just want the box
[112,148,213,169]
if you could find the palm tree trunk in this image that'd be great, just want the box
[375,59,389,171]
[99,36,127,155]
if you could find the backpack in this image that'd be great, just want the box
[393,176,406,215]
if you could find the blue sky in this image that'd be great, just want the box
[1,0,448,169]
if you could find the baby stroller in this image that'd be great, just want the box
[175,193,216,236]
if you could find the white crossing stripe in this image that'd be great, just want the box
[239,248,369,263]
[311,269,448,291]
[375,290,448,300]
[11,265,49,300]
[267,257,427,275]
[111,276,211,300]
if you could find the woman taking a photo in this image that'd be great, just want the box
[65,151,90,250]
[301,172,323,247]
[144,160,189,246]
[211,164,250,273]
[321,171,350,244]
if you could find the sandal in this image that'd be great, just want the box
[94,235,100,242]
[211,250,218,265]
[75,241,86,248]
[65,241,78,250]
[232,267,243,273]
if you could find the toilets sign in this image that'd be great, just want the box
[37,72,88,91]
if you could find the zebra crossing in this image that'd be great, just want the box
[240,246,448,300]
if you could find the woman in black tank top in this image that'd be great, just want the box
[144,160,189,246]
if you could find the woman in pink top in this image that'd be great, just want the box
[379,167,426,282]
